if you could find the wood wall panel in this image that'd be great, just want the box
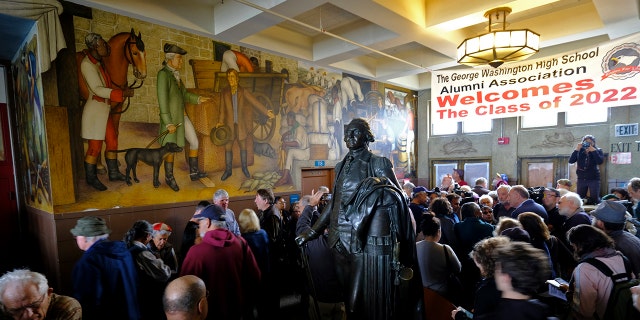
[45,106,75,206]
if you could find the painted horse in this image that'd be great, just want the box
[76,28,147,130]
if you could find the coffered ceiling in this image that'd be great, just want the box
[65,0,640,90]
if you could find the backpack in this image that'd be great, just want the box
[582,255,640,320]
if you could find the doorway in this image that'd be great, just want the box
[300,167,334,197]
[519,156,607,195]
[0,65,21,272]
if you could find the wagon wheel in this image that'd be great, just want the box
[252,92,276,143]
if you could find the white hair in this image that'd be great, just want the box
[0,269,48,304]
[562,192,583,209]
[300,195,311,207]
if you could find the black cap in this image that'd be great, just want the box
[163,43,187,55]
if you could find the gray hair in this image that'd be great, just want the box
[475,177,487,186]
[0,269,48,304]
[497,184,512,193]
[562,192,583,209]
[165,52,176,62]
[479,194,493,206]
[152,229,171,238]
[511,185,530,199]
[628,177,640,193]
[85,234,109,243]
[85,33,103,49]
[300,195,311,207]
[213,189,230,202]
[210,220,227,229]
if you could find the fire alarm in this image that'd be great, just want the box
[498,137,510,145]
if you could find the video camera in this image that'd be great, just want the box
[451,185,473,198]
[451,185,475,205]
[527,186,546,205]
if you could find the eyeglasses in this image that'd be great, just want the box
[5,292,47,316]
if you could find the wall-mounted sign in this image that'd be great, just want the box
[314,160,325,167]
[610,152,632,164]
[615,123,638,137]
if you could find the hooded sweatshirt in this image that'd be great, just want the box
[180,228,261,320]
[72,239,140,320]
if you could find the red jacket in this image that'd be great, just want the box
[181,228,261,320]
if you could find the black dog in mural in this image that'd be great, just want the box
[116,142,183,188]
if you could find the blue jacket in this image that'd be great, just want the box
[72,239,140,320]
[511,199,549,222]
[453,217,494,256]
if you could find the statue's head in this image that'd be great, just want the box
[344,118,375,150]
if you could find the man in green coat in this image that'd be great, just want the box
[157,43,210,191]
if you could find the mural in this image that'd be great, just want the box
[58,9,416,211]
[12,35,52,211]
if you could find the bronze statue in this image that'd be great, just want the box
[296,118,419,319]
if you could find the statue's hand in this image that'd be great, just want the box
[295,229,318,246]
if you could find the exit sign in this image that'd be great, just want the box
[615,123,638,137]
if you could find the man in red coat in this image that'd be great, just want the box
[180,204,261,320]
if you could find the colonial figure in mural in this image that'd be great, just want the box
[274,111,310,187]
[157,43,211,192]
[296,118,419,319]
[80,33,134,191]
[217,68,274,181]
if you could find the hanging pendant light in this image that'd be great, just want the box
[457,7,540,68]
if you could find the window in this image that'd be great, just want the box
[462,119,492,133]
[432,121,458,135]
[432,119,491,134]
[565,108,608,125]
[521,114,557,128]
[432,160,490,189]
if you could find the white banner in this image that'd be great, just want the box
[431,33,640,123]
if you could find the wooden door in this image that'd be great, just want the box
[301,167,334,196]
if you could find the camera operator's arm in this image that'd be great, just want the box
[569,145,581,164]
[295,193,331,246]
[295,190,324,237]
[590,147,605,165]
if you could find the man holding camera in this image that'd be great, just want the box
[569,134,604,205]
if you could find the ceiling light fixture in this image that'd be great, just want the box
[457,7,539,68]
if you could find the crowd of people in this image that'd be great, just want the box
[408,173,640,320]
[2,173,640,319]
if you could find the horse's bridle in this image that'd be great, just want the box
[123,33,145,89]
[110,33,145,114]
